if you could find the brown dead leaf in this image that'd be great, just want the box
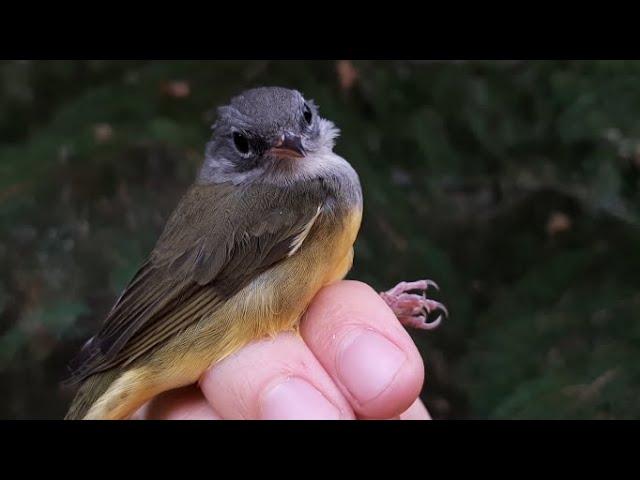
[93,123,113,144]
[546,211,572,237]
[336,60,359,93]
[161,80,191,99]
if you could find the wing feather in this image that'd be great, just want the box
[67,180,327,382]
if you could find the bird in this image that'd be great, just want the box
[64,86,447,420]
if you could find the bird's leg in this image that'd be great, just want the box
[380,280,448,331]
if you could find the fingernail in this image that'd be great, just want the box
[337,330,406,404]
[259,377,342,420]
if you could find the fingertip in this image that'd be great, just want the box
[301,280,426,419]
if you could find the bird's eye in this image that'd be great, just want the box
[233,131,250,155]
[303,103,313,125]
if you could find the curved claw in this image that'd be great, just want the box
[402,312,443,331]
[424,279,440,292]
[422,314,443,330]
[419,300,447,331]
[423,299,449,318]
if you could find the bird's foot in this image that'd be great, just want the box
[380,280,448,331]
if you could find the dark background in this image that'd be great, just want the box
[1,60,639,419]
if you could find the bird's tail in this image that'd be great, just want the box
[65,370,120,420]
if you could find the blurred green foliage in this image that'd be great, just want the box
[1,60,639,419]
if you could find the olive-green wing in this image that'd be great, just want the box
[68,180,327,382]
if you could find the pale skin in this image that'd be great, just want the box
[132,280,431,420]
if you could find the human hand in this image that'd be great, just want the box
[132,280,431,420]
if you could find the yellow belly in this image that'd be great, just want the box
[84,205,362,419]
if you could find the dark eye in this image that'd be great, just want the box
[233,131,250,155]
[303,103,313,125]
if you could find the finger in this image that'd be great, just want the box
[300,280,425,419]
[399,398,431,420]
[199,332,355,420]
[131,385,221,420]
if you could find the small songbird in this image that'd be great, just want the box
[65,87,447,420]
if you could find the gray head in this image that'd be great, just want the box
[198,87,340,185]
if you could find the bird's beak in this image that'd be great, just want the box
[267,133,306,159]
